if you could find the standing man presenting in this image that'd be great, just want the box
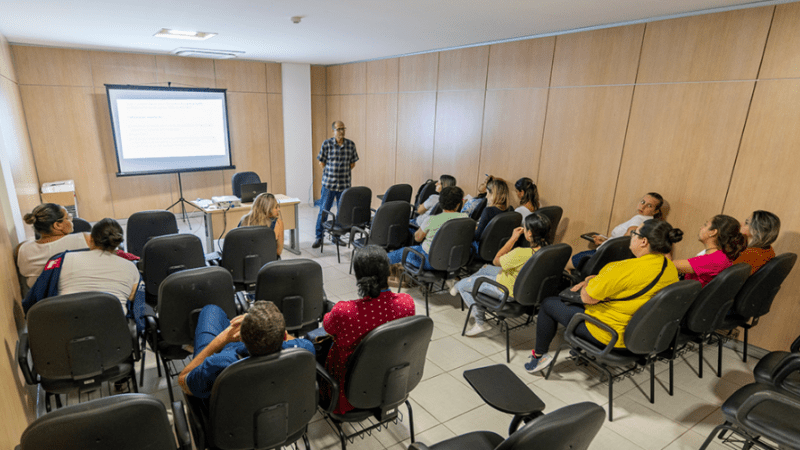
[313,121,359,248]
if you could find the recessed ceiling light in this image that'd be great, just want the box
[154,28,217,40]
[172,48,244,59]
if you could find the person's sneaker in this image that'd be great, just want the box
[311,238,323,249]
[524,353,553,374]
[465,322,492,337]
[445,279,458,296]
[330,236,346,246]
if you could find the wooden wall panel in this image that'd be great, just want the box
[214,60,266,92]
[611,82,754,259]
[0,34,16,82]
[329,95,367,186]
[723,79,800,351]
[326,65,341,96]
[432,91,485,189]
[310,65,327,95]
[265,62,282,93]
[223,92,271,196]
[11,46,92,86]
[367,58,399,94]
[20,85,114,221]
[0,77,40,224]
[395,93,436,187]
[155,55,216,88]
[330,62,367,95]
[399,53,439,92]
[311,95,328,199]
[363,94,398,196]
[89,51,157,87]
[759,2,800,79]
[537,86,634,248]
[437,47,490,91]
[487,37,555,89]
[551,24,644,87]
[637,7,773,83]
[267,94,286,194]
[478,88,548,201]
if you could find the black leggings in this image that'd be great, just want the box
[534,296,605,355]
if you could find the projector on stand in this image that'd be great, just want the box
[212,195,241,209]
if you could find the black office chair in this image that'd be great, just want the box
[545,279,702,421]
[399,217,476,316]
[321,186,372,263]
[16,394,191,450]
[140,233,206,306]
[350,200,412,273]
[185,348,322,450]
[467,197,488,222]
[465,211,522,274]
[378,183,413,204]
[407,402,606,450]
[254,259,328,336]
[126,210,179,257]
[143,267,237,403]
[319,315,434,450]
[717,252,797,363]
[219,226,278,291]
[71,217,92,233]
[18,292,139,412]
[412,180,437,218]
[536,205,563,245]
[462,243,572,363]
[570,236,634,283]
[754,333,800,391]
[231,171,261,199]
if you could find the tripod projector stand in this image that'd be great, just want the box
[166,172,204,228]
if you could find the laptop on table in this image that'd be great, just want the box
[240,182,268,203]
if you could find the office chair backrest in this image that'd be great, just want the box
[414,180,437,210]
[221,226,277,287]
[337,186,372,228]
[513,243,572,307]
[427,217,477,272]
[468,197,488,221]
[255,259,325,331]
[536,205,563,245]
[382,183,413,204]
[731,252,797,320]
[208,348,317,450]
[126,210,179,257]
[684,263,751,334]
[19,394,178,450]
[142,233,206,300]
[497,402,606,450]
[27,292,132,381]
[157,267,237,346]
[71,217,92,233]
[345,316,434,414]
[579,236,634,279]
[625,280,702,355]
[369,201,412,249]
[476,211,522,261]
[429,202,443,216]
[231,171,261,199]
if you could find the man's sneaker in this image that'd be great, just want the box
[524,353,553,374]
[465,322,492,337]
[311,238,323,249]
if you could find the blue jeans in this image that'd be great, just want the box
[194,304,231,357]
[456,265,503,325]
[315,186,343,239]
[572,249,596,269]
[534,296,604,355]
[388,245,434,271]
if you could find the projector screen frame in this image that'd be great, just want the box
[105,84,236,177]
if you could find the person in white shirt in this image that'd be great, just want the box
[415,174,456,230]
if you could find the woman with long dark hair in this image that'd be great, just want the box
[672,214,747,287]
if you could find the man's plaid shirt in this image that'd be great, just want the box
[318,137,359,191]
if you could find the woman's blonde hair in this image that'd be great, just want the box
[241,193,279,226]
[487,178,510,210]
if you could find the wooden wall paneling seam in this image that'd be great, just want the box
[11,46,93,87]
[436,47,490,91]
[366,58,399,94]
[758,2,800,79]
[364,93,398,196]
[267,94,286,194]
[155,55,216,89]
[213,60,267,93]
[265,62,282,94]
[89,51,158,87]
[398,52,439,93]
[432,91,486,192]
[395,92,436,188]
[486,37,556,90]
[310,65,327,96]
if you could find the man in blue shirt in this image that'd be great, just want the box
[178,301,314,399]
[313,120,359,249]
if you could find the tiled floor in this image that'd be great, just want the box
[127,204,757,449]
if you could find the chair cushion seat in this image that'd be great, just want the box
[721,383,800,447]
[322,221,352,235]
[575,346,640,367]
[408,269,449,284]
[428,431,505,450]
[41,362,134,394]
[157,342,192,360]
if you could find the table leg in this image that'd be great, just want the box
[285,203,301,255]
[204,212,214,252]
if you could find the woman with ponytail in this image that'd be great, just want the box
[322,245,415,414]
[672,214,747,287]
[514,177,540,218]
[457,212,552,337]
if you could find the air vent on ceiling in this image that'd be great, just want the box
[172,48,245,59]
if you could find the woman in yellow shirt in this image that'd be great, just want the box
[525,219,683,373]
[455,212,551,337]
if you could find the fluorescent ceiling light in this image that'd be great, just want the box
[172,48,245,59]
[154,28,217,40]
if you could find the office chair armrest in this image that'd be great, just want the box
[407,443,432,450]
[17,332,38,385]
[351,225,370,247]
[234,291,249,315]
[128,318,141,361]
[409,221,420,232]
[563,269,580,286]
[402,247,426,276]
[565,313,619,357]
[144,313,159,348]
[205,252,221,266]
[736,388,800,426]
[322,209,338,226]
[171,400,193,450]
[472,277,511,311]
[772,353,800,392]
[316,362,340,413]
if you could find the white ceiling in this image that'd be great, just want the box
[0,0,791,65]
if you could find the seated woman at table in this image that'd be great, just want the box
[239,192,284,256]
[733,210,780,275]
[671,214,746,287]
[525,219,682,373]
[514,177,540,219]
[323,246,415,414]
[17,203,90,289]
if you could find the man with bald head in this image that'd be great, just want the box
[313,120,359,249]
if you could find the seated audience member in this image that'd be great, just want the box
[415,174,456,229]
[178,301,314,400]
[323,246,415,414]
[733,210,780,275]
[461,174,492,216]
[240,192,284,256]
[672,214,746,287]
[17,203,90,289]
[456,212,551,337]
[474,178,514,241]
[388,186,466,270]
[514,177,540,218]
[570,192,664,269]
[526,219,683,373]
